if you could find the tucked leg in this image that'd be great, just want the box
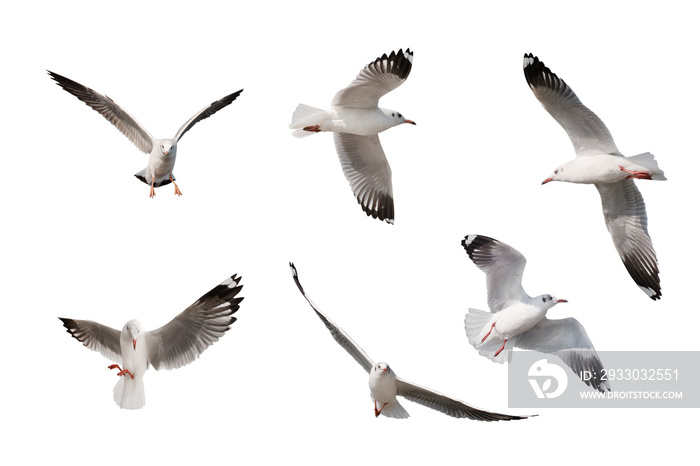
[117,368,135,379]
[494,339,508,357]
[374,400,388,417]
[481,322,496,343]
[303,125,322,133]
[619,166,652,180]
[108,364,122,371]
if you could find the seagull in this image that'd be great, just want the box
[290,262,531,420]
[58,274,243,409]
[462,234,610,392]
[48,70,243,198]
[289,49,416,224]
[523,53,664,300]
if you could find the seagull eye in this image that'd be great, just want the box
[398,113,402,118]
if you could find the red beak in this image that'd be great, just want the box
[404,120,416,125]
[542,177,553,185]
[557,299,568,303]
[133,339,137,350]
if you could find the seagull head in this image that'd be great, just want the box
[542,166,565,185]
[159,140,176,157]
[373,362,392,376]
[383,109,416,127]
[537,294,568,310]
[124,319,142,350]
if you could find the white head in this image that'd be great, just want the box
[372,362,394,377]
[159,139,176,157]
[542,166,566,184]
[124,319,142,351]
[536,294,568,311]
[382,109,416,127]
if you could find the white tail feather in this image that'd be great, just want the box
[628,152,666,180]
[113,376,145,409]
[289,103,327,130]
[465,309,511,364]
[380,399,410,419]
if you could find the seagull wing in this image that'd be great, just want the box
[173,89,243,142]
[331,49,413,108]
[48,70,155,154]
[515,317,610,392]
[523,54,619,157]
[146,274,243,370]
[595,180,661,300]
[290,263,374,373]
[58,318,122,364]
[395,377,530,421]
[333,133,394,224]
[462,235,529,312]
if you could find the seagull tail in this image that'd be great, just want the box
[628,152,667,180]
[465,309,511,364]
[113,375,145,410]
[289,103,327,134]
[380,399,410,419]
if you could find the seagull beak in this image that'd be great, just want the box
[542,177,553,185]
[404,120,416,125]
[556,299,568,303]
[133,339,137,350]
[164,151,169,156]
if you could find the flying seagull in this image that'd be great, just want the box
[523,53,664,300]
[290,262,531,420]
[48,70,243,197]
[289,49,416,224]
[462,234,609,392]
[59,274,243,409]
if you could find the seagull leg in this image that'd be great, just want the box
[108,364,122,371]
[619,166,652,180]
[149,177,156,198]
[494,339,508,357]
[170,174,182,196]
[374,400,388,417]
[117,368,135,379]
[481,322,497,343]
[303,125,322,133]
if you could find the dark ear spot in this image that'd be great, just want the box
[542,297,546,303]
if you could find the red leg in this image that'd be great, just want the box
[481,322,496,343]
[149,177,156,198]
[117,369,135,379]
[619,166,652,180]
[494,339,508,357]
[108,364,122,371]
[374,401,388,417]
[303,125,322,132]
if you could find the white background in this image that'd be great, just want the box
[2,0,697,464]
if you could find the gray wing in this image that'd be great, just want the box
[515,317,610,392]
[595,180,661,300]
[523,54,620,157]
[58,317,122,364]
[395,378,531,421]
[173,89,243,142]
[48,70,155,153]
[331,49,413,108]
[333,133,394,224]
[289,263,374,373]
[146,274,243,370]
[461,235,529,312]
